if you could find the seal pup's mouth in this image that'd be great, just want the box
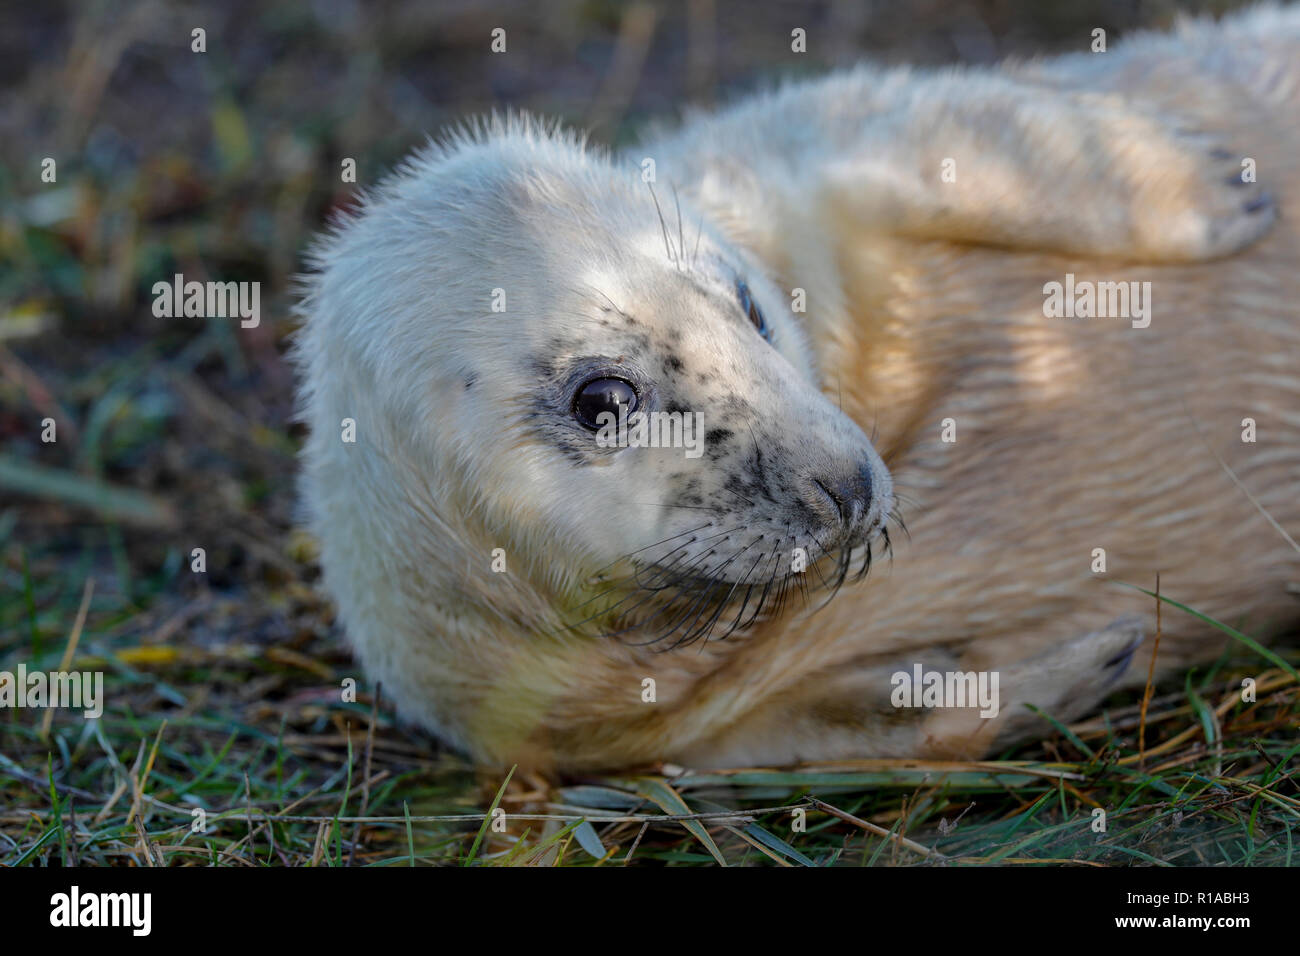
[568,484,900,650]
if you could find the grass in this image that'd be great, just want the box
[2,557,1296,865]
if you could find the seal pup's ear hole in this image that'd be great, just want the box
[735,279,771,343]
[573,376,639,430]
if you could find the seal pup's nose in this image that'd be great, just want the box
[806,462,873,532]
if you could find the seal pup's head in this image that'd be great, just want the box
[294,117,892,752]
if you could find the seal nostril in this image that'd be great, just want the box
[811,465,873,529]
[812,478,841,519]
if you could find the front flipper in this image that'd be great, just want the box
[911,615,1146,757]
[670,616,1147,766]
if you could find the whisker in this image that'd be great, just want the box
[672,539,765,648]
[557,490,899,645]
[672,182,686,275]
[589,522,713,576]
[646,182,677,266]
[719,485,755,507]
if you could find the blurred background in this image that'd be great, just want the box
[0,0,1281,866]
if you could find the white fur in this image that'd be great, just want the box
[295,6,1300,769]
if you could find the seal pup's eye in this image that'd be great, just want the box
[573,377,638,430]
[735,279,771,342]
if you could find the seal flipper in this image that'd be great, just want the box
[985,615,1147,751]
[822,83,1277,261]
[654,68,1277,263]
[897,615,1147,759]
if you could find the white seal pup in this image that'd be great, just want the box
[295,5,1300,770]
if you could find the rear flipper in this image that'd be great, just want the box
[825,85,1277,261]
[659,69,1277,263]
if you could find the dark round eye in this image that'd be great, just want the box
[573,377,638,429]
[736,279,770,341]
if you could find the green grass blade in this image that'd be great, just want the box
[463,765,515,866]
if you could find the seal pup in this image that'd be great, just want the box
[294,5,1300,770]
